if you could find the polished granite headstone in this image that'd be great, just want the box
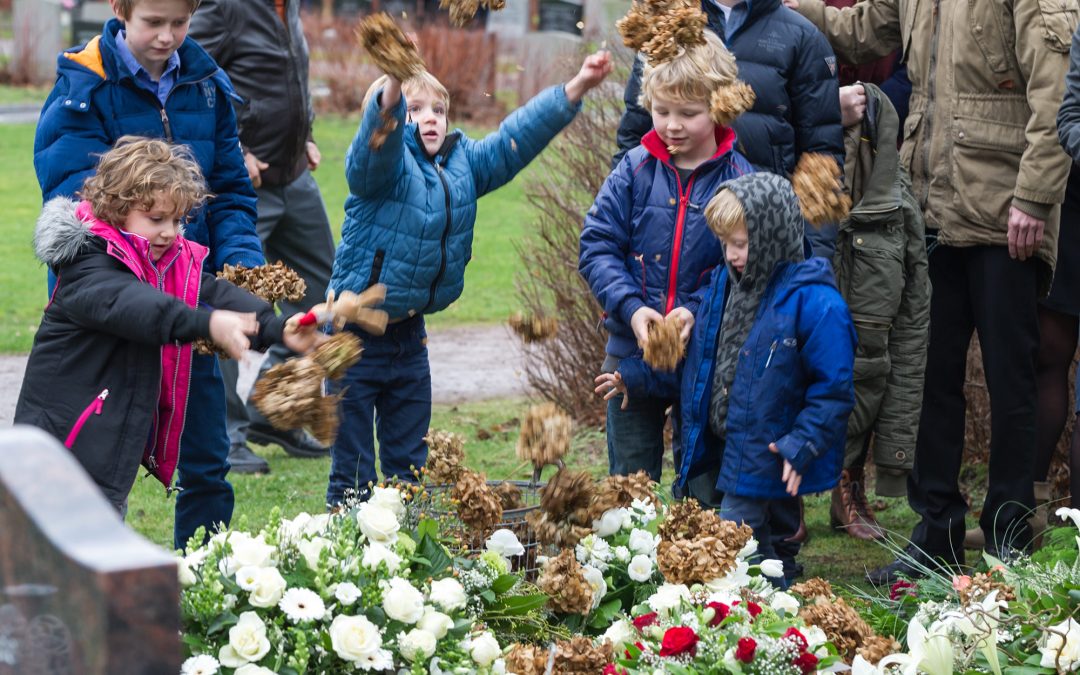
[0,427,180,674]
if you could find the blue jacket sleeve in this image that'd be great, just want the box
[1059,27,1080,163]
[772,293,856,476]
[612,54,652,169]
[464,84,580,198]
[207,78,263,270]
[619,356,681,400]
[345,89,407,198]
[790,29,845,166]
[578,155,648,327]
[33,80,114,202]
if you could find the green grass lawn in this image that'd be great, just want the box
[0,99,539,353]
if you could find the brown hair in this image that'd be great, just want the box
[704,188,746,240]
[640,31,738,110]
[111,0,202,20]
[81,135,209,227]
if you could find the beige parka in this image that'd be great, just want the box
[795,0,1078,292]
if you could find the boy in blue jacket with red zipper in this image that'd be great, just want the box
[598,173,856,585]
[33,0,263,550]
[579,32,753,487]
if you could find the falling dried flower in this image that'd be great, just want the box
[643,316,684,371]
[310,333,364,380]
[618,0,707,65]
[710,81,756,127]
[251,358,327,430]
[309,392,342,447]
[356,13,425,82]
[423,429,466,484]
[508,311,559,343]
[528,468,595,547]
[537,549,594,615]
[792,152,851,226]
[516,402,572,473]
[452,468,503,535]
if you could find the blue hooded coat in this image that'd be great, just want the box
[330,85,580,319]
[619,174,856,499]
[33,19,262,272]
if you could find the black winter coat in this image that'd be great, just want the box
[614,0,844,175]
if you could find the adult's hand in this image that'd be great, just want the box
[782,0,799,8]
[244,151,269,188]
[306,141,321,172]
[1007,206,1045,261]
[839,84,867,128]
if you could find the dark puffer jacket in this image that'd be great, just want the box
[613,0,844,176]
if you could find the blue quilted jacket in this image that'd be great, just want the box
[33,19,262,271]
[579,128,754,358]
[330,85,580,319]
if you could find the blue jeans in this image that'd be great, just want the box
[721,493,794,589]
[174,353,234,550]
[326,317,431,506]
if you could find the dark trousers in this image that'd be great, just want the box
[720,493,792,589]
[174,353,234,549]
[326,316,431,506]
[908,245,1039,559]
[606,393,669,482]
[221,171,336,444]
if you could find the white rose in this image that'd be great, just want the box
[469,631,501,667]
[592,508,627,537]
[802,625,828,649]
[627,554,654,583]
[602,619,634,651]
[614,546,631,562]
[581,565,607,610]
[418,607,454,639]
[361,541,403,573]
[399,628,438,662]
[429,577,468,612]
[357,502,400,544]
[247,567,287,608]
[486,529,525,558]
[329,614,386,664]
[180,654,220,675]
[234,666,277,675]
[335,581,362,606]
[491,658,507,674]
[217,611,270,667]
[758,559,784,578]
[383,577,426,624]
[628,528,659,556]
[737,538,759,560]
[1041,617,1080,671]
[219,533,275,575]
[769,591,800,614]
[370,486,406,518]
[647,583,691,613]
[298,536,331,571]
[177,557,197,587]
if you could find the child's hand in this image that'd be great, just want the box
[283,313,329,354]
[631,306,664,348]
[769,442,802,496]
[594,371,629,410]
[666,306,694,343]
[209,310,259,360]
[565,50,614,104]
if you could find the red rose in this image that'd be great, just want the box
[706,601,730,626]
[658,626,699,657]
[793,651,819,674]
[632,612,659,630]
[602,665,628,675]
[889,580,916,601]
[746,601,763,618]
[735,636,757,663]
[784,627,808,652]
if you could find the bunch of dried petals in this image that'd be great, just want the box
[961,569,1016,604]
[857,635,901,665]
[617,0,707,65]
[508,311,559,343]
[642,316,684,372]
[792,152,851,226]
[528,468,595,547]
[655,499,752,585]
[537,549,594,615]
[356,13,424,82]
[516,402,572,473]
[799,595,873,663]
[451,468,504,535]
[219,261,307,304]
[440,0,507,27]
[589,470,658,521]
[494,481,525,510]
[504,643,548,675]
[710,81,756,127]
[311,333,363,380]
[789,577,834,601]
[552,636,614,674]
[422,429,466,484]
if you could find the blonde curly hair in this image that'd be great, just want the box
[80,135,209,228]
[640,31,738,109]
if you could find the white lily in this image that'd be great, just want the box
[940,590,1004,675]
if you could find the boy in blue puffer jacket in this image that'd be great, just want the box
[596,173,855,585]
[325,52,613,507]
[579,32,753,489]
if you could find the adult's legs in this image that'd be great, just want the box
[174,353,235,550]
[1034,306,1079,480]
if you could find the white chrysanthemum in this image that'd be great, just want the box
[399,628,438,662]
[181,655,220,675]
[218,611,271,667]
[383,577,426,623]
[486,529,525,558]
[627,554,654,582]
[429,577,467,612]
[334,581,362,606]
[235,566,261,592]
[362,541,403,573]
[279,587,327,623]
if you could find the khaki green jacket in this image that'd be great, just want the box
[835,85,930,497]
[797,0,1078,292]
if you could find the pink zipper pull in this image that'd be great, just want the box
[91,388,109,414]
[64,388,109,449]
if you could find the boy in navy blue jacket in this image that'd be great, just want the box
[597,173,855,584]
[580,32,753,486]
[33,0,263,550]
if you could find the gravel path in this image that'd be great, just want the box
[0,324,531,427]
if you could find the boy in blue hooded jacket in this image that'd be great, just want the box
[597,173,856,583]
[325,52,612,507]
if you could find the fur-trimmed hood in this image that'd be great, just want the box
[34,197,93,267]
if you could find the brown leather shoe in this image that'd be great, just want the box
[784,496,809,544]
[830,467,886,541]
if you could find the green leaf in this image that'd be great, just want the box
[206,611,238,636]
[491,574,519,594]
[489,594,548,615]
[481,590,496,603]
[416,535,452,578]
[417,518,439,541]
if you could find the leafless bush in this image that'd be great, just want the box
[514,55,630,426]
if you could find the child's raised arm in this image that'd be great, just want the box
[345,76,408,198]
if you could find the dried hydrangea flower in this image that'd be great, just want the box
[505,643,549,675]
[251,358,327,430]
[219,260,307,304]
[356,13,425,82]
[642,315,684,372]
[792,152,852,226]
[800,595,874,663]
[552,636,614,673]
[789,577,835,600]
[508,311,559,343]
[516,402,572,474]
[656,499,752,584]
[857,634,901,665]
[423,429,466,484]
[618,0,707,65]
[452,468,504,535]
[494,481,525,510]
[589,470,658,521]
[709,80,756,127]
[310,333,363,380]
[528,468,595,547]
[537,549,594,615]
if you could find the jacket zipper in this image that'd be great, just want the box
[764,340,778,369]
[64,388,109,448]
[666,169,696,315]
[427,161,453,311]
[160,108,173,142]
